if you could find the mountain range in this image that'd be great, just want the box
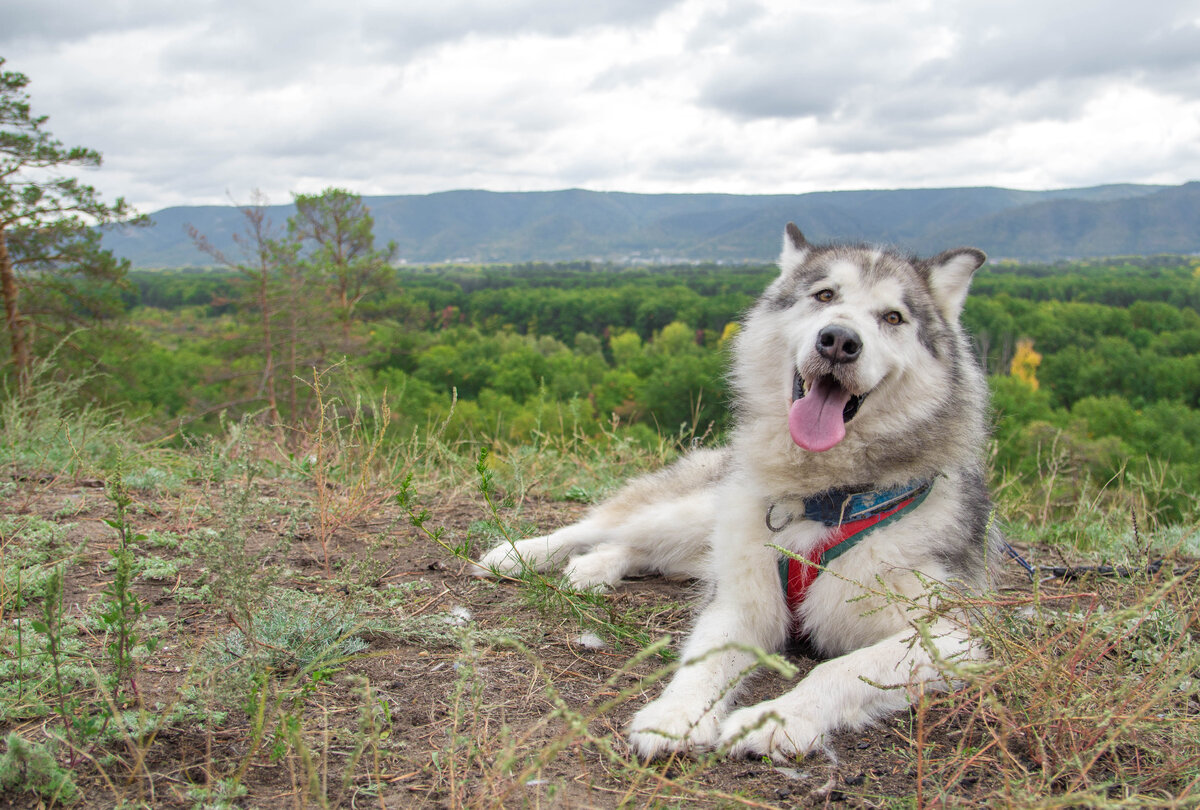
[102,182,1200,267]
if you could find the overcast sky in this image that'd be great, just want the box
[4,0,1200,213]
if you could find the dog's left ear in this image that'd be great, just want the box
[924,248,986,320]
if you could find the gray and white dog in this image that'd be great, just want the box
[474,224,1000,761]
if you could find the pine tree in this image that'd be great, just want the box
[288,188,397,342]
[0,58,143,391]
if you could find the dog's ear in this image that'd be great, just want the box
[779,223,809,269]
[924,247,986,320]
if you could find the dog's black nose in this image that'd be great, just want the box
[816,324,861,363]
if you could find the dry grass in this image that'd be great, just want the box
[2,375,1199,808]
[897,556,1200,807]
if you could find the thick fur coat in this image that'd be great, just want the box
[474,224,1000,760]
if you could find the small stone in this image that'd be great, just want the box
[574,632,606,650]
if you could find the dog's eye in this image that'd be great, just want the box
[813,289,835,303]
[883,311,904,325]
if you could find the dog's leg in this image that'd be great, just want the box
[718,620,980,761]
[562,542,636,589]
[627,577,790,757]
[564,489,716,587]
[473,485,717,588]
[470,520,604,579]
[627,499,790,758]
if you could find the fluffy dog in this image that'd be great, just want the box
[474,224,999,760]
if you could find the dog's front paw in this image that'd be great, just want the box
[627,696,722,759]
[563,545,628,589]
[469,544,524,578]
[719,701,823,762]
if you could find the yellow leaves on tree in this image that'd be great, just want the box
[1010,338,1042,390]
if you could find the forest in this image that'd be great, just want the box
[57,240,1192,534]
[4,174,1199,539]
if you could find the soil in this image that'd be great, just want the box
[2,473,1039,808]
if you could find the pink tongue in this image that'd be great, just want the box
[788,377,853,452]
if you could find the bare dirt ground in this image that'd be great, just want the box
[0,473,1091,808]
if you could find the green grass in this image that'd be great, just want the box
[0,515,84,606]
[1,370,1198,808]
[0,732,80,805]
[205,588,369,675]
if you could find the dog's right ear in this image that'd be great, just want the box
[779,222,809,269]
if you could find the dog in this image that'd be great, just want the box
[473,223,1000,761]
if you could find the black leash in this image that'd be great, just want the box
[1004,541,1176,582]
[1039,559,1167,581]
[1003,541,1036,580]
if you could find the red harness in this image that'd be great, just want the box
[780,495,921,622]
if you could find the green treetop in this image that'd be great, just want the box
[0,58,143,391]
[289,188,397,341]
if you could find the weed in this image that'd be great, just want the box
[51,497,87,519]
[430,629,487,804]
[140,529,182,550]
[122,465,183,494]
[30,565,81,754]
[995,430,1198,551]
[134,555,180,582]
[207,588,368,675]
[290,363,402,575]
[341,675,394,803]
[99,461,156,702]
[897,548,1200,806]
[334,516,408,592]
[186,776,248,809]
[486,412,678,504]
[186,454,290,637]
[0,732,80,805]
[0,354,125,485]
[0,618,90,723]
[0,515,83,606]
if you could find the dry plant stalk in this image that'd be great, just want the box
[905,569,1200,807]
[294,363,396,575]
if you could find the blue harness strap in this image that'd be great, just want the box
[801,479,934,527]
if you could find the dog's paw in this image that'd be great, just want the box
[627,696,722,759]
[718,701,823,762]
[563,546,627,589]
[470,544,527,578]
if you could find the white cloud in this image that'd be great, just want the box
[2,0,1198,212]
[933,0,1200,91]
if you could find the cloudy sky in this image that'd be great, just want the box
[4,0,1200,213]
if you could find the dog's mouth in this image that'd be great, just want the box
[789,371,867,453]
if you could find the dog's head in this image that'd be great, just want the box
[762,223,986,453]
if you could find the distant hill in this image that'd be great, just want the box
[101,182,1200,267]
